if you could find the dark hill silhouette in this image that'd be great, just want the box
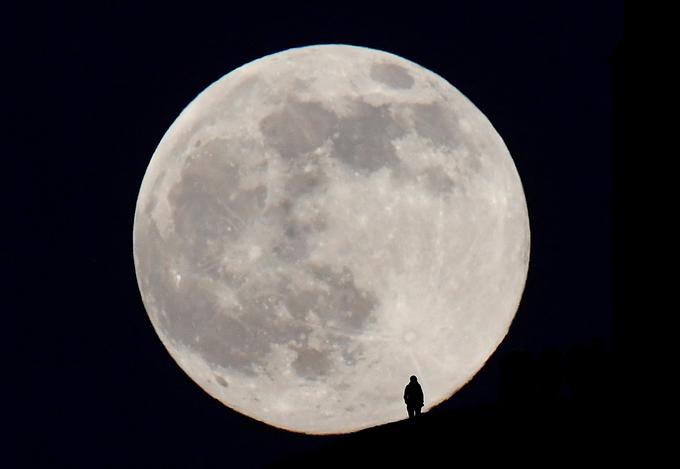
[271,405,617,467]
[273,343,619,467]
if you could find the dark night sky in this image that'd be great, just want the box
[8,2,623,466]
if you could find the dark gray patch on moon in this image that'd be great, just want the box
[168,138,267,264]
[392,102,483,192]
[189,311,272,376]
[282,265,378,332]
[134,224,275,377]
[370,62,414,89]
[331,101,404,175]
[292,347,332,379]
[419,167,455,193]
[260,98,407,177]
[285,157,326,198]
[260,101,336,159]
[411,103,461,148]
[215,375,229,387]
[309,265,379,330]
[139,265,286,377]
[283,288,324,320]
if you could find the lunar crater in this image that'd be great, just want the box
[370,62,415,89]
[215,375,229,387]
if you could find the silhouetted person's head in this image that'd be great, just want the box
[410,375,418,383]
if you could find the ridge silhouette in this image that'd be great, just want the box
[273,342,618,468]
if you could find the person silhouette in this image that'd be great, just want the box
[404,375,424,418]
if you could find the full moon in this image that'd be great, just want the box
[133,44,530,434]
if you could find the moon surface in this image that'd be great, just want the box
[133,44,530,434]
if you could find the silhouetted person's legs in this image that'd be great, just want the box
[407,406,421,418]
